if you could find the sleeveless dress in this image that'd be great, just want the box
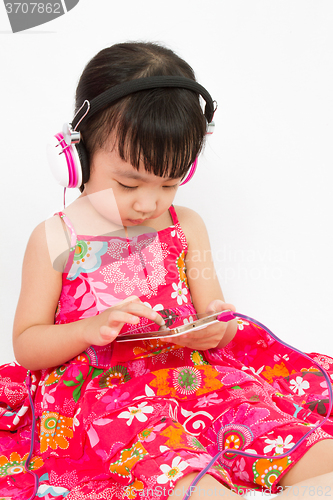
[1,205,333,500]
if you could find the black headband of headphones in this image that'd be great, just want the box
[71,76,216,130]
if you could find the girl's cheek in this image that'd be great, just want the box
[90,190,123,225]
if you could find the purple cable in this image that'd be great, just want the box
[181,312,333,500]
[24,372,40,499]
[21,314,333,500]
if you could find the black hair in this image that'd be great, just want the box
[75,42,207,192]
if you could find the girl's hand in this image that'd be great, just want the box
[83,296,165,346]
[164,300,237,351]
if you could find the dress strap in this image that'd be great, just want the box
[169,205,179,225]
[54,211,78,250]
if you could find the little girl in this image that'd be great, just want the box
[1,42,333,500]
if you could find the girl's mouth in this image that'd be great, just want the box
[127,219,146,225]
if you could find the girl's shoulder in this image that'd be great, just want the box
[174,205,208,239]
[27,214,71,274]
[174,205,204,223]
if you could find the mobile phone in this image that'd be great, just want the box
[116,310,234,342]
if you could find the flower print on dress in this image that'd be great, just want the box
[320,374,333,397]
[132,338,181,363]
[289,376,310,396]
[102,388,131,411]
[232,456,250,483]
[191,350,209,366]
[183,315,194,323]
[242,365,265,378]
[305,396,330,416]
[157,456,189,485]
[44,365,68,387]
[67,240,108,280]
[0,451,43,477]
[0,433,17,454]
[183,452,217,470]
[205,403,276,462]
[101,236,169,299]
[261,362,292,384]
[124,478,145,499]
[222,429,253,460]
[55,285,77,322]
[0,374,26,408]
[235,345,258,366]
[72,275,119,320]
[215,365,253,387]
[73,408,81,429]
[39,411,74,453]
[109,442,148,479]
[171,281,188,305]
[137,422,167,443]
[99,365,131,389]
[305,425,332,447]
[176,250,188,287]
[312,355,333,370]
[35,483,70,498]
[194,392,224,408]
[150,365,222,398]
[185,435,208,451]
[143,302,164,312]
[236,318,249,330]
[127,359,150,378]
[41,383,56,410]
[63,364,101,403]
[159,308,178,327]
[118,402,154,426]
[252,455,292,488]
[171,223,188,252]
[157,305,196,328]
[172,367,203,395]
[159,421,191,448]
[263,435,295,455]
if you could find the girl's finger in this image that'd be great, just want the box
[107,310,140,327]
[108,304,165,327]
[120,295,141,304]
[118,303,165,326]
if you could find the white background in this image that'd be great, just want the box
[1,1,333,371]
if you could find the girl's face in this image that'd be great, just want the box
[82,147,183,226]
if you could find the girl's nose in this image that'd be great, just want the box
[133,195,157,215]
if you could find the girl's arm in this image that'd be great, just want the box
[172,206,238,350]
[12,221,164,371]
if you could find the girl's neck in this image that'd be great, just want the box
[64,193,123,236]
[63,193,174,236]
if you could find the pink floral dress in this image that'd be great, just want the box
[1,205,333,499]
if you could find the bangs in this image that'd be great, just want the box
[82,87,207,180]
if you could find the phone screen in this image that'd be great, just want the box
[116,312,222,342]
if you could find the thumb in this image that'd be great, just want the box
[206,300,236,314]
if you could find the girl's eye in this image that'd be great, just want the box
[118,183,137,190]
[163,184,178,189]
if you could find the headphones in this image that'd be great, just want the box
[47,76,216,189]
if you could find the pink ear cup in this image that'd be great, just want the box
[55,133,78,188]
[47,133,82,189]
[179,157,198,186]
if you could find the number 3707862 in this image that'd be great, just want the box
[279,485,332,496]
[5,3,61,14]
